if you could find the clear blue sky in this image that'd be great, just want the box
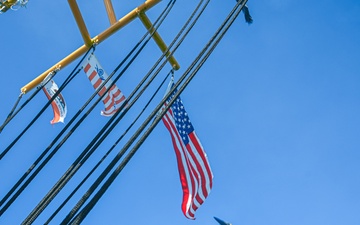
[1,0,360,224]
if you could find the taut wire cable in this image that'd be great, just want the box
[20,1,177,223]
[65,0,248,223]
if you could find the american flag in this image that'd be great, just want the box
[83,54,126,116]
[161,85,213,219]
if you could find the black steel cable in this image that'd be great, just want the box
[0,0,176,216]
[20,1,177,224]
[59,0,222,223]
[1,25,150,216]
[0,92,24,134]
[0,71,57,159]
[0,46,96,214]
[66,0,248,223]
[44,69,173,224]
[0,43,94,160]
[58,0,211,222]
[0,70,60,135]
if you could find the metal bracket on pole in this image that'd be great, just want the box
[20,0,162,94]
[137,11,180,71]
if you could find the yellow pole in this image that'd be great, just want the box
[96,0,161,41]
[21,0,161,94]
[137,12,180,71]
[68,0,92,47]
[6,0,17,5]
[0,0,17,12]
[103,0,117,25]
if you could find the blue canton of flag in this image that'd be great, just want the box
[171,97,194,145]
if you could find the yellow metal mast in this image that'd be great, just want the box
[103,0,117,25]
[68,0,92,47]
[138,11,180,70]
[0,0,18,13]
[21,0,180,94]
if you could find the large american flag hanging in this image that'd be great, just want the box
[161,84,213,219]
[82,54,126,116]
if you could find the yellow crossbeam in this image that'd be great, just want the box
[103,0,117,25]
[21,0,161,93]
[68,0,92,47]
[137,12,180,71]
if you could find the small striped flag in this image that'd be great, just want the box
[82,54,126,116]
[161,80,213,219]
[42,77,67,124]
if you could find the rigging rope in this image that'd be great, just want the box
[2,16,159,215]
[0,67,57,135]
[1,1,172,218]
[0,46,95,214]
[1,68,67,159]
[57,0,212,221]
[0,92,24,134]
[65,0,248,223]
[0,71,56,158]
[19,1,177,224]
[56,0,212,222]
[0,0,245,221]
[44,69,174,224]
[56,0,211,223]
[1,0,180,216]
[22,0,212,221]
[0,44,95,160]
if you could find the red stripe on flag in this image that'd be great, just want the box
[186,138,212,198]
[115,95,126,105]
[111,86,121,97]
[189,132,213,189]
[83,63,91,73]
[98,86,107,97]
[93,79,102,90]
[43,87,61,124]
[102,93,111,103]
[89,70,97,81]
[104,101,115,111]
